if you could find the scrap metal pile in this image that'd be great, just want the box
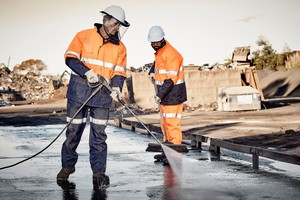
[0,68,68,104]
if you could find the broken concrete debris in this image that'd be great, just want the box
[0,68,69,104]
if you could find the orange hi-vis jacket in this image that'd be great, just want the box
[64,23,127,84]
[154,40,187,105]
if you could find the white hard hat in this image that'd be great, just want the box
[101,5,130,27]
[148,26,165,42]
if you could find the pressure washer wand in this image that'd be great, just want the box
[151,78,167,141]
[119,99,161,144]
[98,76,162,145]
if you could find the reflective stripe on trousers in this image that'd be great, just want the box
[160,103,184,144]
[61,99,109,173]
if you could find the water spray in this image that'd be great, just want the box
[99,76,186,172]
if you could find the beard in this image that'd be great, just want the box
[151,44,161,51]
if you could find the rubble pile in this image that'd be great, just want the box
[0,68,66,103]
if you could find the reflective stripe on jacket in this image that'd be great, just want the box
[154,40,187,105]
[64,23,127,82]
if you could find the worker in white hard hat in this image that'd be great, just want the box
[57,5,130,190]
[147,26,187,146]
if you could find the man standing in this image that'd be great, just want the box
[57,5,130,189]
[147,26,187,145]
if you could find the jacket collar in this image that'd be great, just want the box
[155,40,169,54]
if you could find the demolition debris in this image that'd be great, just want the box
[0,64,68,105]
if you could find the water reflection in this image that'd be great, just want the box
[57,180,78,200]
[163,165,177,187]
[57,180,107,200]
[163,165,180,200]
[91,189,107,200]
[146,165,180,200]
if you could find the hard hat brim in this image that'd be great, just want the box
[121,20,130,27]
[100,11,130,27]
[148,37,164,42]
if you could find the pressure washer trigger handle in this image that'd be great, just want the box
[97,75,126,104]
[97,75,112,92]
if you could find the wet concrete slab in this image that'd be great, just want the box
[0,124,299,200]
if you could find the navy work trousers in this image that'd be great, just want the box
[61,99,109,174]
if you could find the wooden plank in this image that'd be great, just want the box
[210,138,300,166]
[121,118,162,134]
[211,139,253,154]
[187,134,208,143]
[188,134,207,149]
[252,69,265,100]
[252,154,259,169]
[260,149,300,165]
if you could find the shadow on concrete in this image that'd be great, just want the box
[183,122,241,135]
[223,130,300,151]
[0,115,66,127]
[261,97,300,109]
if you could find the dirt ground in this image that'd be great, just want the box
[0,99,67,126]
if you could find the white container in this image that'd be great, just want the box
[218,86,261,111]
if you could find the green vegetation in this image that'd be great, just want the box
[252,36,300,71]
[0,63,11,74]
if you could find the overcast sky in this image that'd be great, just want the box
[1,0,300,75]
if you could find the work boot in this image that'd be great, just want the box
[162,158,169,166]
[56,180,76,190]
[154,153,166,162]
[56,167,75,181]
[93,172,110,190]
